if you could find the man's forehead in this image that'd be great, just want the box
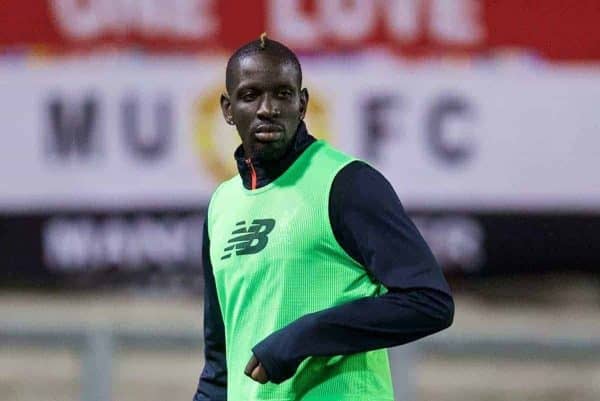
[231,54,299,88]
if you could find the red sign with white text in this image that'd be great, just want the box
[1,0,599,61]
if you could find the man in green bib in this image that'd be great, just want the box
[194,35,454,401]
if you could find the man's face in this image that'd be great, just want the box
[221,53,308,160]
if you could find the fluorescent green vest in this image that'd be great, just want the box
[207,141,394,401]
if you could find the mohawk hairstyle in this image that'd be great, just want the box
[225,33,302,94]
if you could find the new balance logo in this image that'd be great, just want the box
[221,219,276,260]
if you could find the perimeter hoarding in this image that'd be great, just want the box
[2,0,600,61]
[1,57,599,289]
[1,59,599,211]
[4,210,599,292]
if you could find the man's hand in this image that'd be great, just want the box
[244,354,269,384]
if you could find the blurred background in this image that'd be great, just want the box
[1,1,600,400]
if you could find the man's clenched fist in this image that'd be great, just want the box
[244,354,269,384]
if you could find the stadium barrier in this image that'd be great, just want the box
[2,323,600,401]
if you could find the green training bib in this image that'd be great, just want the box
[208,141,394,401]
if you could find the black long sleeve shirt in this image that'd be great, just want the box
[194,122,454,400]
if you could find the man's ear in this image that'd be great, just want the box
[299,88,309,120]
[220,92,234,125]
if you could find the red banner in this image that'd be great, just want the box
[1,0,599,61]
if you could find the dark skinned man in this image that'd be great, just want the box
[194,35,454,401]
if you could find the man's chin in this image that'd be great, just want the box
[251,141,288,161]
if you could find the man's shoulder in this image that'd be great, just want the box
[303,141,360,179]
[208,175,241,206]
[331,160,397,203]
[223,173,242,186]
[314,143,394,191]
[318,141,355,162]
[335,159,379,180]
[320,143,381,177]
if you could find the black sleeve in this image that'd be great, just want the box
[193,219,227,401]
[252,161,454,384]
[330,161,452,295]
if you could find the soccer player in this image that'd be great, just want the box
[194,35,454,401]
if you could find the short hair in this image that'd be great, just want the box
[225,34,302,94]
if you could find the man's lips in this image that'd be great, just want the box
[254,131,282,141]
[253,125,284,142]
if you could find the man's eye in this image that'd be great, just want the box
[277,90,292,99]
[241,93,257,101]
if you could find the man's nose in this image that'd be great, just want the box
[256,94,277,119]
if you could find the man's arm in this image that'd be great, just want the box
[193,219,227,401]
[251,161,454,384]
